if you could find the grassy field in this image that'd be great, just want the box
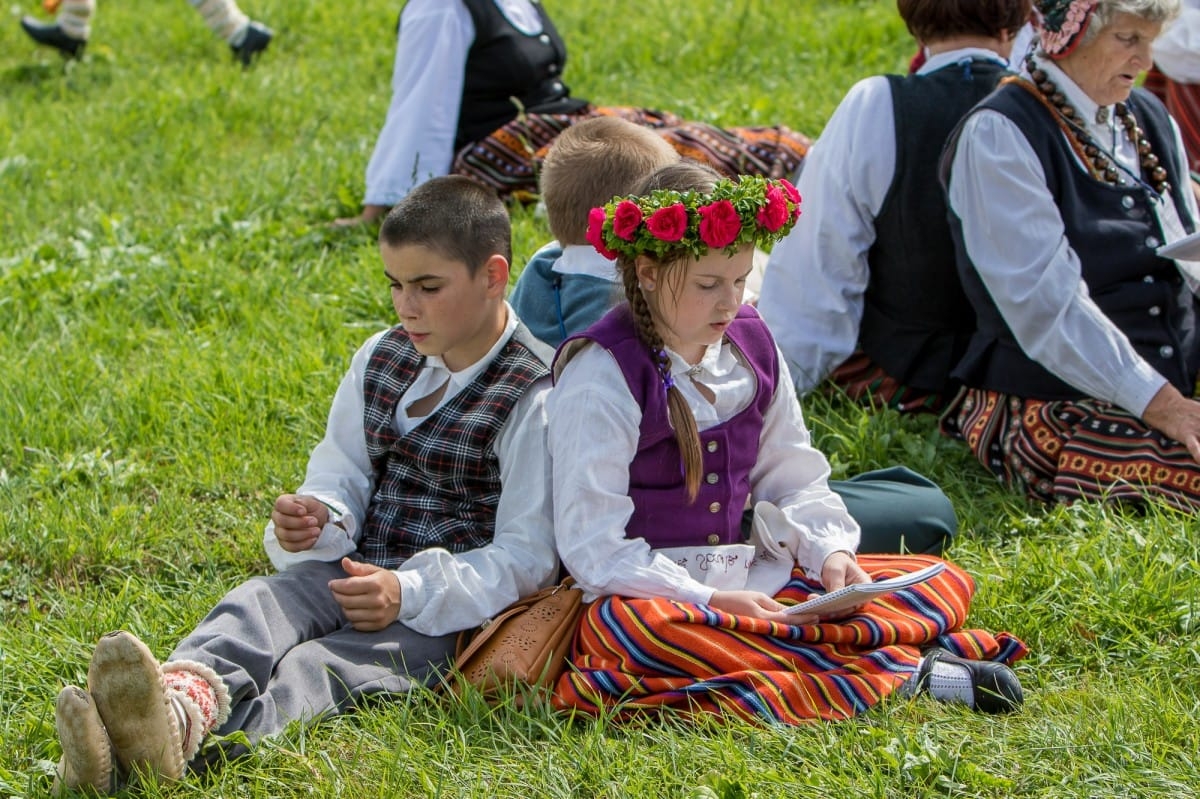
[2,1,1198,796]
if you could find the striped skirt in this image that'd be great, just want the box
[940,387,1200,511]
[825,351,946,415]
[552,555,1026,725]
[451,105,810,202]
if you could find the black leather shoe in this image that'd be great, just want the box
[917,647,1024,714]
[231,20,273,67]
[20,16,87,58]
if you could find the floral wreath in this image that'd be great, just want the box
[585,175,802,261]
[1034,0,1098,58]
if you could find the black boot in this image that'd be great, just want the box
[20,16,87,58]
[915,647,1025,714]
[231,21,273,67]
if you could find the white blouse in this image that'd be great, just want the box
[945,56,1199,417]
[1154,1,1200,84]
[362,0,553,206]
[362,1,475,206]
[759,48,1009,393]
[547,334,859,605]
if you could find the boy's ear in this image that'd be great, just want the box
[483,254,510,297]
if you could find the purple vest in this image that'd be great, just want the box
[558,305,777,548]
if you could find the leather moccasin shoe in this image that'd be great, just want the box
[52,686,116,796]
[19,17,86,58]
[88,631,186,783]
[918,646,1024,714]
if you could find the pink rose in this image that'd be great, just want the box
[697,199,742,249]
[645,203,688,242]
[585,207,618,260]
[756,186,789,232]
[612,200,644,241]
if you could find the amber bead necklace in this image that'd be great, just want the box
[1023,54,1171,196]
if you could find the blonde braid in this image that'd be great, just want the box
[620,258,704,502]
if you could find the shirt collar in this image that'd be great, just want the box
[919,47,1008,75]
[1027,55,1117,142]
[665,338,738,380]
[421,303,519,392]
[551,243,621,282]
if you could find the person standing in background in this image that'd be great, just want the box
[20,0,274,65]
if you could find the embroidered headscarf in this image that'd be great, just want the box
[1034,0,1099,58]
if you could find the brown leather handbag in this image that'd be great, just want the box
[451,578,584,702]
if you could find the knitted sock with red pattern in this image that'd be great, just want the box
[160,661,231,762]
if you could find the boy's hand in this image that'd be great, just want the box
[328,558,402,631]
[271,494,329,552]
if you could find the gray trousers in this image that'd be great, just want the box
[168,559,456,745]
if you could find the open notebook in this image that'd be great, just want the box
[782,562,947,616]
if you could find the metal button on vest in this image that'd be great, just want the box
[1160,345,1175,358]
[1122,195,1136,209]
[707,534,720,545]
[552,81,563,92]
[1146,236,1160,249]
[548,63,558,74]
[539,33,551,44]
[708,502,721,513]
[706,440,719,453]
[1149,305,1162,317]
[706,473,719,485]
[1144,275,1155,283]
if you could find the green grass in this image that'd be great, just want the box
[2,1,1198,796]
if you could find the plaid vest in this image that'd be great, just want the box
[357,324,551,568]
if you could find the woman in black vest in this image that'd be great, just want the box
[759,0,1031,414]
[941,0,1200,511]
[333,0,811,226]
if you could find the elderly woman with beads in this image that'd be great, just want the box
[940,0,1200,511]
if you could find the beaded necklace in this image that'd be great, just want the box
[1020,55,1171,196]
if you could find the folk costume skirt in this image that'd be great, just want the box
[552,555,1026,725]
[941,387,1200,511]
[452,105,810,202]
[825,351,947,415]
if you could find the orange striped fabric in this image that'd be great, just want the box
[552,555,1027,724]
[941,388,1200,510]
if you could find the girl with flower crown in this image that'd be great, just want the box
[545,161,1027,724]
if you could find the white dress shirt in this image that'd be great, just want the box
[547,336,859,605]
[1154,1,1200,84]
[759,48,1009,393]
[263,305,557,636]
[946,56,1200,417]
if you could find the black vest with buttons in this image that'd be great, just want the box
[946,84,1199,400]
[861,58,1009,393]
[457,0,586,150]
